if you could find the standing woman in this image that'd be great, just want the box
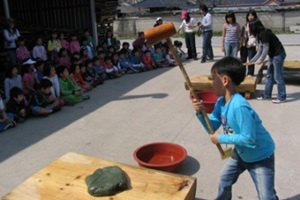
[249,19,286,103]
[177,11,199,60]
[198,4,214,63]
[240,10,258,76]
[221,11,241,58]
[3,18,20,65]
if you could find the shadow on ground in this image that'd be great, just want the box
[0,68,172,163]
[178,155,201,176]
[283,194,300,200]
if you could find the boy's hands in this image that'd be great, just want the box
[210,132,219,144]
[191,98,205,113]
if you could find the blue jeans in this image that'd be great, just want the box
[216,150,278,200]
[185,32,197,59]
[224,42,238,58]
[202,30,214,60]
[263,52,286,100]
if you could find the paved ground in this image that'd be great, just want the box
[0,35,300,200]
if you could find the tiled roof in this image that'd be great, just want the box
[134,0,284,8]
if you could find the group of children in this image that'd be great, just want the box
[0,29,190,132]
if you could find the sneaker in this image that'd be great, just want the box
[257,96,271,100]
[83,94,90,100]
[200,59,206,63]
[272,99,286,104]
[3,121,16,130]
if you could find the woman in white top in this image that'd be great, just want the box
[177,11,199,60]
[3,18,20,65]
[240,10,258,76]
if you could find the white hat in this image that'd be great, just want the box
[156,17,162,21]
[23,58,36,65]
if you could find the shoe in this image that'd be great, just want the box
[83,94,90,100]
[256,96,271,100]
[272,99,286,104]
[201,59,206,63]
[193,57,198,60]
[3,121,16,130]
[207,57,214,61]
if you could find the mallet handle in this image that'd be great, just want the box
[166,38,226,158]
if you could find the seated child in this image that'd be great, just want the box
[16,37,31,66]
[142,50,156,70]
[4,65,22,102]
[130,48,146,72]
[174,40,187,62]
[57,65,88,104]
[152,46,169,68]
[71,63,93,92]
[92,56,107,80]
[118,50,138,74]
[112,52,125,75]
[35,60,44,82]
[6,87,31,123]
[59,48,71,70]
[85,59,103,87]
[104,56,122,79]
[29,79,61,116]
[165,50,177,67]
[22,59,38,97]
[0,96,16,132]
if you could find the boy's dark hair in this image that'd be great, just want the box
[57,65,68,77]
[132,48,139,55]
[84,59,93,66]
[104,56,111,62]
[199,4,208,12]
[225,11,236,24]
[118,50,126,56]
[35,60,44,68]
[6,65,18,78]
[10,87,23,99]
[43,63,54,77]
[92,56,99,63]
[211,57,245,86]
[38,79,53,89]
[122,42,129,47]
[144,50,151,54]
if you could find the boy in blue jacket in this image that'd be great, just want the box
[191,57,278,200]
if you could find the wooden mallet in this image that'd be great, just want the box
[144,22,232,160]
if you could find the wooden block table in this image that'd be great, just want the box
[257,60,300,84]
[185,75,257,99]
[2,152,197,200]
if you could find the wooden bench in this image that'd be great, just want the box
[2,152,197,200]
[257,60,300,84]
[185,75,257,99]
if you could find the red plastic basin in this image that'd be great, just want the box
[133,142,187,173]
[191,90,218,113]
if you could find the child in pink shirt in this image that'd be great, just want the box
[16,37,31,65]
[142,50,156,70]
[22,59,38,97]
[70,33,80,54]
[59,32,70,51]
[59,48,71,69]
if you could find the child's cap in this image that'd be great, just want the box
[156,17,162,22]
[181,11,188,19]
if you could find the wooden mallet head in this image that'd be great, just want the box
[144,22,177,46]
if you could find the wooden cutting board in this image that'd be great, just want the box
[2,152,197,200]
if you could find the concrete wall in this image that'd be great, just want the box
[114,10,300,38]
